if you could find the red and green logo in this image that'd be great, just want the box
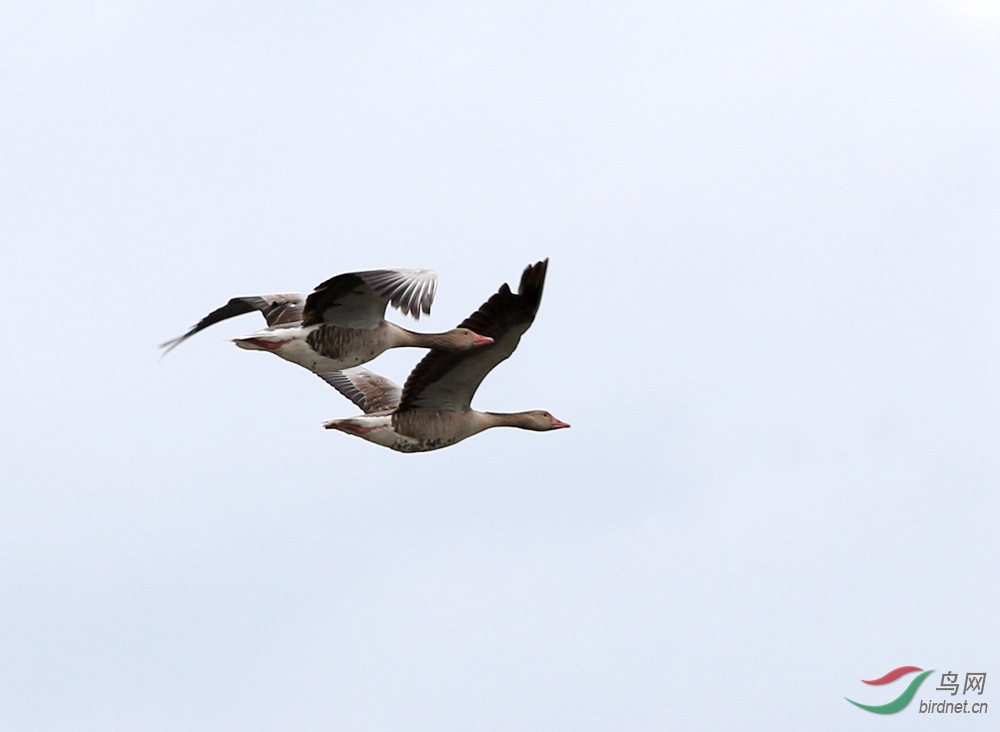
[846,666,934,714]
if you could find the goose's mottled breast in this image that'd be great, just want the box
[391,410,487,450]
[301,323,392,371]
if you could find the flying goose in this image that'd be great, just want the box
[321,259,569,452]
[160,268,493,373]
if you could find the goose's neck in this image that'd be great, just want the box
[482,412,535,429]
[386,322,455,349]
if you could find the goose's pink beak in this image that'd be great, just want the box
[552,418,571,429]
[472,333,494,346]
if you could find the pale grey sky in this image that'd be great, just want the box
[2,2,999,729]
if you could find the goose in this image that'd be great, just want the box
[160,268,493,373]
[321,259,569,452]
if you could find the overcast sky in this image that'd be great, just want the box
[2,2,999,730]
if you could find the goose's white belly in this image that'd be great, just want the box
[234,325,385,373]
[275,337,370,372]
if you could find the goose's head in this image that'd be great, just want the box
[445,328,494,349]
[518,411,571,431]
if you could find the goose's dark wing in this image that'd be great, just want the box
[302,269,437,328]
[396,259,548,413]
[160,294,305,354]
[317,367,402,415]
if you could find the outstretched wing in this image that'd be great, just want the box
[397,259,548,413]
[317,367,403,415]
[160,294,305,354]
[302,269,437,328]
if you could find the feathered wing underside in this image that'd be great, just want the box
[302,269,437,328]
[160,294,305,354]
[317,367,402,415]
[357,269,437,320]
[397,259,548,413]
